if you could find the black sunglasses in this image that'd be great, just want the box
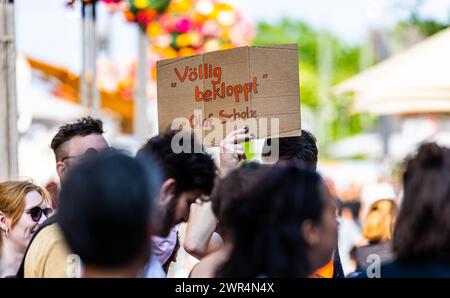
[61,147,112,163]
[26,207,53,222]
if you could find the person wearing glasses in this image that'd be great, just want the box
[19,117,109,278]
[0,181,52,277]
[51,117,109,180]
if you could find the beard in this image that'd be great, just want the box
[159,194,180,237]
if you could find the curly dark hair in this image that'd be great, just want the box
[136,129,217,197]
[210,162,270,239]
[393,143,450,264]
[50,117,104,161]
[262,129,318,170]
[217,163,325,278]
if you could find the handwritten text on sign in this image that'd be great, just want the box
[172,63,266,128]
[157,44,302,146]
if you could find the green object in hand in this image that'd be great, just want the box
[243,140,256,161]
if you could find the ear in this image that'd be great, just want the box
[0,211,10,232]
[301,220,320,247]
[159,178,176,205]
[56,161,67,180]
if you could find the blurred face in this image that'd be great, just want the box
[8,191,51,252]
[56,134,108,179]
[158,189,201,237]
[173,191,201,224]
[302,183,339,272]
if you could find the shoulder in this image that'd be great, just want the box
[380,260,450,278]
[207,232,224,254]
[25,223,71,278]
[355,242,394,270]
[357,260,450,278]
[190,249,229,278]
[28,223,66,251]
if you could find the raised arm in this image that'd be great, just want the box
[219,127,255,177]
[183,200,222,260]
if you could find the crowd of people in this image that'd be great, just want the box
[1,116,449,278]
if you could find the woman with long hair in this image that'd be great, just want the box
[0,181,52,277]
[189,162,270,278]
[218,163,338,277]
[380,143,450,277]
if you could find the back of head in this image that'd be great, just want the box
[58,151,160,271]
[136,129,217,196]
[210,162,270,237]
[393,143,450,263]
[362,199,397,243]
[219,163,325,277]
[262,130,318,170]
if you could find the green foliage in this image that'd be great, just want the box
[393,13,449,41]
[391,0,449,49]
[252,14,448,153]
[253,19,371,145]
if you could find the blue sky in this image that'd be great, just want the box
[15,0,450,71]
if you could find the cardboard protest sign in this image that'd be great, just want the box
[156,44,301,146]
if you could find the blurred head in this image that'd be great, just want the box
[0,181,52,253]
[210,162,270,241]
[136,129,217,237]
[219,163,338,277]
[360,182,396,224]
[58,151,160,277]
[393,143,450,264]
[262,130,318,170]
[51,117,108,180]
[362,199,397,244]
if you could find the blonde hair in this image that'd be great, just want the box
[0,181,52,244]
[363,199,397,243]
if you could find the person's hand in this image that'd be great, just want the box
[219,127,255,176]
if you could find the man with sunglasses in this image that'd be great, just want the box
[51,117,109,180]
[18,117,109,278]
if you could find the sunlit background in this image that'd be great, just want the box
[2,0,450,275]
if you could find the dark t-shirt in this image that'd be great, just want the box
[380,260,450,278]
[333,248,345,278]
[356,260,450,278]
[355,241,394,271]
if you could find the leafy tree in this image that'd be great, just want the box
[251,11,449,158]
[253,19,375,150]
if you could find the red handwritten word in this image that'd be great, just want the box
[174,64,222,83]
[195,77,258,103]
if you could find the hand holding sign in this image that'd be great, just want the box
[219,127,256,176]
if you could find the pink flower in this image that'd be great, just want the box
[175,18,192,33]
[101,0,122,3]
